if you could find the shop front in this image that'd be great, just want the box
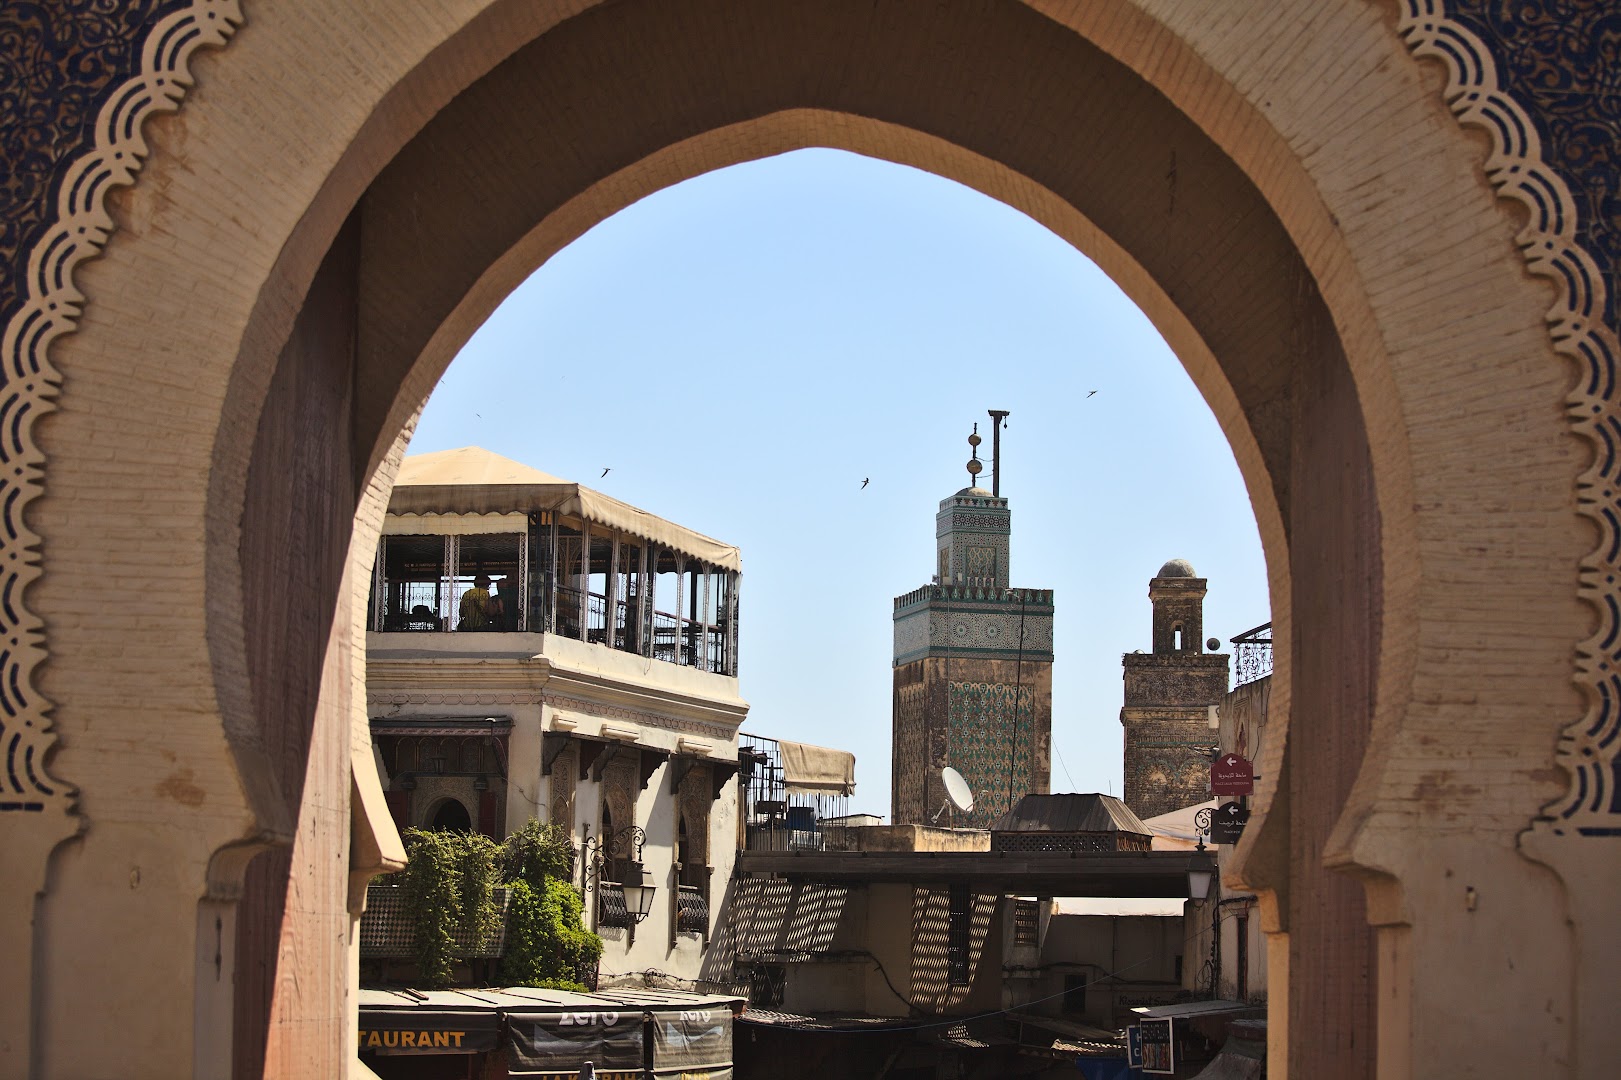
[361,987,743,1080]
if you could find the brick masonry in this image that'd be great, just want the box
[1121,569,1230,822]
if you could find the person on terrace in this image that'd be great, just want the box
[459,573,493,630]
[494,574,522,632]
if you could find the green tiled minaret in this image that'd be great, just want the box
[891,423,1054,829]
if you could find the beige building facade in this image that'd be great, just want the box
[0,4,1615,1078]
[363,448,747,989]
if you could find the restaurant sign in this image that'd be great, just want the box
[359,1008,500,1055]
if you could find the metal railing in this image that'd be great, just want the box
[738,733,849,852]
[1231,622,1273,686]
[374,570,738,674]
[676,885,709,934]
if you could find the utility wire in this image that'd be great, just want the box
[745,952,1157,1036]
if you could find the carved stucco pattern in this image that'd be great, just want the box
[549,746,576,837]
[369,692,540,707]
[369,691,737,742]
[540,692,738,740]
[677,763,710,868]
[0,1,241,830]
[1400,1,1621,834]
[600,757,636,850]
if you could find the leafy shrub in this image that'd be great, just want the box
[501,819,576,891]
[501,877,604,990]
[396,829,482,986]
[392,823,599,988]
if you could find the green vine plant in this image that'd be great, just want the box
[390,822,599,989]
[500,820,600,990]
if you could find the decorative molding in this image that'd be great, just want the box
[1399,1,1621,837]
[0,1,243,830]
[541,692,739,741]
[369,692,538,707]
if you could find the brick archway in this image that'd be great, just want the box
[2,3,1603,1078]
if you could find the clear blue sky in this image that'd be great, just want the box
[411,149,1270,818]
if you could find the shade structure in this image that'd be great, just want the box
[779,740,857,796]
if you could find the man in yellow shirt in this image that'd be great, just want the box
[459,573,493,630]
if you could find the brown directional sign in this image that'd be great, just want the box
[1210,753,1254,796]
[1210,801,1250,844]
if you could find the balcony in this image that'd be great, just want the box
[369,522,739,676]
[1231,622,1272,687]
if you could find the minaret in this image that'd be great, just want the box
[892,419,1054,829]
[1120,559,1231,820]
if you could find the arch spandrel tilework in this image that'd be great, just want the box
[0,0,242,847]
[1400,0,1621,840]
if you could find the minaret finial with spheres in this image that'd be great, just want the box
[966,424,984,488]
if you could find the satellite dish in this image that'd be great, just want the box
[942,767,975,813]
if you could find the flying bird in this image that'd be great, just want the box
[600,468,611,477]
[1087,390,1097,397]
[861,478,869,489]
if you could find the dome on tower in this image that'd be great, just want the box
[955,485,992,497]
[1156,558,1197,579]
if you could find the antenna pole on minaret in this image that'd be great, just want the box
[988,410,1010,496]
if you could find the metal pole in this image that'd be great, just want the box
[988,409,1009,496]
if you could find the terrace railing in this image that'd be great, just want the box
[1231,622,1273,687]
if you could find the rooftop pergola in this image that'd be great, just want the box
[370,447,742,675]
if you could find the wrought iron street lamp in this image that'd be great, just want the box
[1187,849,1216,900]
[583,825,654,925]
[1188,806,1218,899]
[619,863,656,924]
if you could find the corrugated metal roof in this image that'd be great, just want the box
[989,793,1153,835]
[360,986,743,1011]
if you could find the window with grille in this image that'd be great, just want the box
[948,883,972,986]
[597,883,629,928]
[677,886,709,934]
[1013,899,1039,946]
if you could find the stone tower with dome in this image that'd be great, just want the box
[1120,559,1232,820]
[891,425,1054,829]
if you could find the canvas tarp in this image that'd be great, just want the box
[651,1005,734,1078]
[392,447,741,571]
[780,740,856,795]
[505,1009,644,1078]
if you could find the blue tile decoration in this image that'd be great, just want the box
[1401,0,1621,833]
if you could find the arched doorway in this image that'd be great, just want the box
[7,4,1596,1078]
[426,798,472,834]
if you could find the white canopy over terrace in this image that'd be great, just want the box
[390,446,741,572]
